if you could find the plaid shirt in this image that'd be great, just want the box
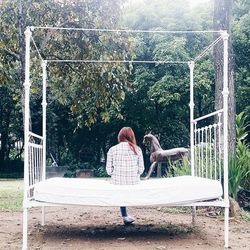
[106,142,145,185]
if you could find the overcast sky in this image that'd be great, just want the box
[126,0,212,9]
[188,0,211,8]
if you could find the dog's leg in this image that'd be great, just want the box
[143,161,157,180]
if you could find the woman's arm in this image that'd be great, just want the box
[106,148,114,175]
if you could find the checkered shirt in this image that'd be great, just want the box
[106,142,145,185]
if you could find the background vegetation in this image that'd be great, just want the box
[0,1,249,200]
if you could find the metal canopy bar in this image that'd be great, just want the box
[193,109,224,123]
[30,36,44,61]
[28,131,43,140]
[193,35,222,62]
[30,26,225,63]
[31,26,224,34]
[46,59,188,64]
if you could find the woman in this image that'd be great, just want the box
[106,127,144,225]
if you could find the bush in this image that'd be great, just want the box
[229,112,250,200]
[63,161,108,178]
[0,160,24,178]
[166,158,191,177]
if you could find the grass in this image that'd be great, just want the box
[160,206,192,214]
[160,205,250,222]
[0,179,23,211]
[240,209,250,221]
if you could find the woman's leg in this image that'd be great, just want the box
[120,207,127,217]
[120,207,134,224]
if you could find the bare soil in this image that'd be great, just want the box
[0,206,249,249]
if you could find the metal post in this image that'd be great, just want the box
[42,60,47,181]
[188,61,195,176]
[22,208,28,250]
[188,61,196,225]
[221,30,229,248]
[41,60,47,226]
[23,26,32,250]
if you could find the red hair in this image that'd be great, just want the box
[118,127,138,155]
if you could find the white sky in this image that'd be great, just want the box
[126,0,212,9]
[188,0,211,8]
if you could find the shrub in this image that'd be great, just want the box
[229,112,250,199]
[64,161,108,178]
[167,158,191,177]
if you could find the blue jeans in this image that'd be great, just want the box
[120,207,127,217]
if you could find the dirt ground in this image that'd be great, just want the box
[0,206,249,250]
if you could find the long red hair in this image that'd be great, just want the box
[118,127,138,155]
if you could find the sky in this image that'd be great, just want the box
[0,0,213,8]
[126,0,212,9]
[188,0,211,8]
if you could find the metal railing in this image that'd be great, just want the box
[193,110,223,181]
[27,132,44,186]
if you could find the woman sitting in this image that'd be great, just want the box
[106,127,145,224]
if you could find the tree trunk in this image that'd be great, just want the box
[213,0,236,154]
[0,111,11,170]
[18,0,25,85]
[18,0,32,131]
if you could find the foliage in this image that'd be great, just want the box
[0,0,135,170]
[236,141,250,190]
[233,0,250,142]
[121,0,216,152]
[64,161,108,178]
[229,112,250,199]
[166,158,191,177]
[22,0,135,126]
[0,1,24,167]
[0,0,250,175]
[229,155,243,199]
[236,111,249,141]
[240,209,250,221]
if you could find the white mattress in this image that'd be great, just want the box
[33,176,222,206]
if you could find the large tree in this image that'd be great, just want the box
[0,0,134,168]
[122,0,215,149]
[213,0,236,153]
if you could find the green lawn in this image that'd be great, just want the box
[0,179,23,211]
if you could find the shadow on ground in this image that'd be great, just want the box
[40,223,194,240]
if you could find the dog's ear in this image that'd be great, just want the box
[155,134,160,140]
[145,128,152,134]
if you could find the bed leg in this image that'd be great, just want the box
[192,206,196,225]
[224,206,229,248]
[22,207,28,250]
[41,206,45,226]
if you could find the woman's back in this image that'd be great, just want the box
[106,142,144,185]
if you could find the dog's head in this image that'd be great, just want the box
[143,133,154,145]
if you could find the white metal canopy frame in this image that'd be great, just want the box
[22,26,230,250]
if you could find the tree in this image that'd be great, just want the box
[1,0,248,172]
[0,1,24,171]
[0,0,134,168]
[213,0,236,153]
[121,0,215,150]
